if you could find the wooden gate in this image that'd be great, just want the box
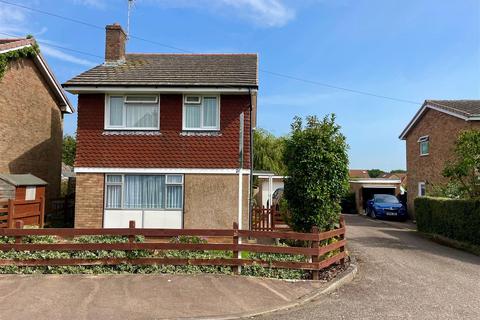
[252,206,290,231]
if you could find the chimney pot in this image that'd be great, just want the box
[105,23,126,64]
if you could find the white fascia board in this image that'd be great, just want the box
[257,175,287,179]
[399,103,468,140]
[74,167,251,174]
[34,54,75,114]
[0,44,31,54]
[64,86,257,94]
[350,179,402,184]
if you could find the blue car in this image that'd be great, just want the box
[366,194,407,221]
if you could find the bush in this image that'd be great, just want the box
[340,192,357,214]
[283,115,349,232]
[415,197,480,246]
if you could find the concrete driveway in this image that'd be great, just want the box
[258,214,480,320]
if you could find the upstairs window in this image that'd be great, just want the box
[183,95,220,130]
[418,136,429,156]
[106,95,159,130]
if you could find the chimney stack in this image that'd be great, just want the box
[105,23,126,64]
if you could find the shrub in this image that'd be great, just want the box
[415,197,480,246]
[283,115,349,232]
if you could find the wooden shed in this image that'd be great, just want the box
[0,174,47,228]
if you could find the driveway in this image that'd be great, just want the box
[258,214,480,320]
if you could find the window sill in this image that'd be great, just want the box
[420,153,429,157]
[180,131,222,137]
[103,130,162,136]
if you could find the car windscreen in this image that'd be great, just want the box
[374,195,399,204]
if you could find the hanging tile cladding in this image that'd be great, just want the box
[75,94,251,169]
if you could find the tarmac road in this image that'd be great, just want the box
[257,214,480,320]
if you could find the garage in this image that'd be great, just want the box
[349,178,402,214]
[361,186,396,213]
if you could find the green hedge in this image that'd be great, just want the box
[415,197,480,246]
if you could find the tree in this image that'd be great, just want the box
[442,129,480,199]
[62,134,76,167]
[283,115,349,232]
[390,169,406,174]
[368,169,384,178]
[253,128,286,175]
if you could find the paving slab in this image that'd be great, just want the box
[0,273,329,320]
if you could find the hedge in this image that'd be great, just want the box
[415,197,480,246]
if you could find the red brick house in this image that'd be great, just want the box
[400,100,480,216]
[63,24,258,229]
[0,38,74,211]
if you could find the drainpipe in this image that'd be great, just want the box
[248,88,254,231]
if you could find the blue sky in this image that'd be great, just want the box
[1,0,479,171]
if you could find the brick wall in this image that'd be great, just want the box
[75,93,251,168]
[0,57,63,211]
[405,108,480,216]
[75,173,104,228]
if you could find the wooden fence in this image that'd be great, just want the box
[0,198,44,229]
[0,218,346,280]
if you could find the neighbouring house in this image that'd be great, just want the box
[349,169,370,179]
[399,100,480,216]
[0,38,74,213]
[62,23,257,229]
[381,172,407,193]
[253,171,286,208]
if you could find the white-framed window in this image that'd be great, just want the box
[105,174,183,209]
[418,136,429,156]
[105,95,160,130]
[418,182,426,197]
[183,95,220,130]
[25,186,36,201]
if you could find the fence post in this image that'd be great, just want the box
[14,220,24,244]
[232,221,240,275]
[311,226,320,280]
[128,220,136,243]
[39,196,45,228]
[7,199,14,228]
[339,217,346,264]
[270,205,275,231]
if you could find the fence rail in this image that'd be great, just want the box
[0,218,346,279]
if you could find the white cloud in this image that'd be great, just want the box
[145,0,295,27]
[219,0,294,27]
[40,45,96,67]
[0,4,28,34]
[70,0,107,9]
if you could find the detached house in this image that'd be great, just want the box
[400,100,480,216]
[63,24,258,229]
[0,38,74,211]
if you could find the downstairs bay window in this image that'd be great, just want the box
[106,95,160,130]
[105,174,183,209]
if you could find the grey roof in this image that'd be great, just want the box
[63,54,258,88]
[0,174,47,186]
[426,100,480,118]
